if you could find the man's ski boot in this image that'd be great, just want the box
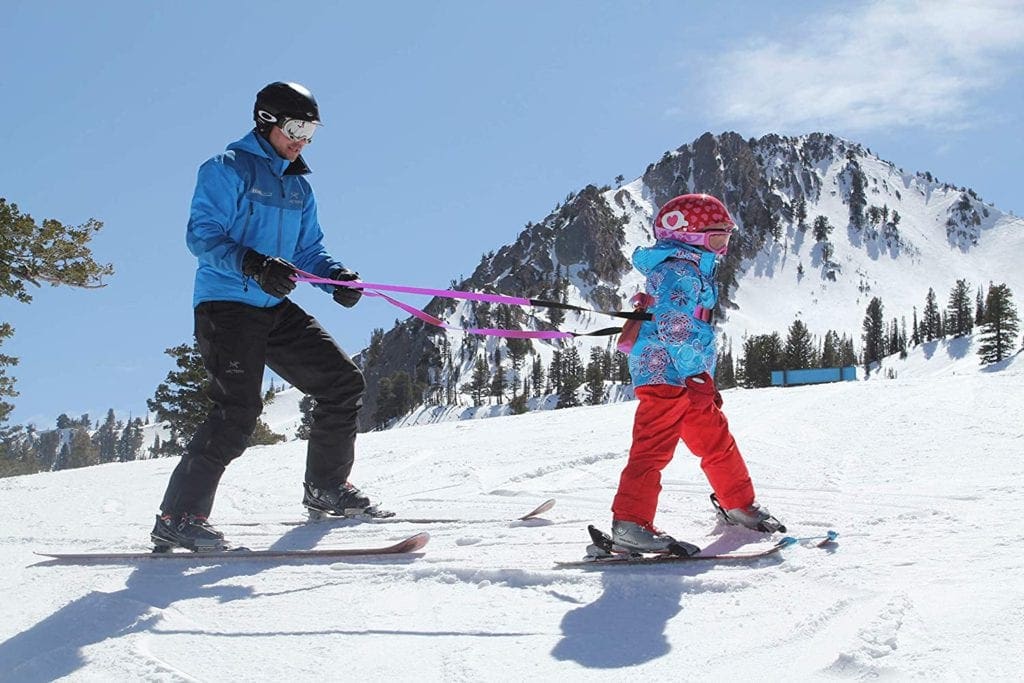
[151,513,228,553]
[302,481,395,520]
[710,493,787,533]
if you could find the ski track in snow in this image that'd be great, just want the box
[1,348,1023,680]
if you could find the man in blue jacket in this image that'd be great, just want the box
[152,82,377,551]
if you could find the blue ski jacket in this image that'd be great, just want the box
[186,131,345,308]
[628,241,721,387]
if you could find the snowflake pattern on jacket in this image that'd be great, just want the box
[628,241,721,387]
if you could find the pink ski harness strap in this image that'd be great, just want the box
[292,270,645,340]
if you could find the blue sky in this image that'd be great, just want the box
[3,0,1022,427]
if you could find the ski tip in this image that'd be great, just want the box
[403,531,431,551]
[518,498,556,520]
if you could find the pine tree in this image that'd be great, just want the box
[34,428,60,471]
[115,418,144,462]
[444,337,458,405]
[812,215,833,242]
[147,342,213,456]
[93,409,119,463]
[946,279,973,337]
[490,359,506,405]
[922,288,942,342]
[584,347,606,405]
[297,395,316,440]
[0,323,16,428]
[783,319,815,369]
[740,333,783,388]
[469,356,490,406]
[64,428,99,469]
[977,283,1020,364]
[613,351,631,384]
[600,346,613,380]
[381,371,419,421]
[509,391,529,415]
[248,419,286,446]
[900,317,909,359]
[794,197,808,231]
[557,347,584,408]
[506,338,531,399]
[0,430,37,477]
[548,350,563,394]
[888,318,906,358]
[373,376,394,429]
[365,328,385,365]
[547,276,568,327]
[862,297,886,369]
[0,198,113,429]
[848,164,867,231]
[473,302,492,329]
[839,335,858,367]
[715,336,737,389]
[531,355,545,398]
[820,330,840,368]
[975,287,986,326]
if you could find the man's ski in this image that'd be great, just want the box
[34,532,430,565]
[219,498,557,527]
[553,524,819,569]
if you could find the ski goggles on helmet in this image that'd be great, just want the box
[280,117,319,143]
[674,229,734,255]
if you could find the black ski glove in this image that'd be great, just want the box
[241,249,297,298]
[330,267,362,308]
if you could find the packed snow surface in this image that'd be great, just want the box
[1,340,1022,680]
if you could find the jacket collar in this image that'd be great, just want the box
[228,130,312,176]
[632,241,719,277]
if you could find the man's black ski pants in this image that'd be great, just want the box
[160,299,364,517]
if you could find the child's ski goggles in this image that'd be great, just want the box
[673,229,733,255]
[280,117,319,143]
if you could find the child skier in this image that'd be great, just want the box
[610,193,785,554]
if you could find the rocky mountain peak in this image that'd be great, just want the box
[354,131,1018,431]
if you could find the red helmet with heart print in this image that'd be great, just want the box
[653,194,736,254]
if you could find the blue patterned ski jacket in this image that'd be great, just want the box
[186,131,345,308]
[628,241,721,387]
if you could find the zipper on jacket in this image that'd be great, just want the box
[241,202,255,292]
[277,176,286,256]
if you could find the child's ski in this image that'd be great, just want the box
[554,525,837,569]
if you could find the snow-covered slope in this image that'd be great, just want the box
[260,386,305,440]
[1,351,1021,680]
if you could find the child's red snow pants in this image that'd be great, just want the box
[612,374,755,527]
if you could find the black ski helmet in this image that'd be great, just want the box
[253,82,320,133]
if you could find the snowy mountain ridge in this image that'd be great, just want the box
[356,131,1023,426]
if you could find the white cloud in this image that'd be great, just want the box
[693,0,1024,134]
